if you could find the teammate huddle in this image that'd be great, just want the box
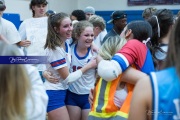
[0,0,180,120]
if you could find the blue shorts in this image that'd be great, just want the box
[65,90,90,109]
[46,90,67,112]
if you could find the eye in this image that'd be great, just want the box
[84,34,89,37]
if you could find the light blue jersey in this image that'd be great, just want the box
[150,67,180,120]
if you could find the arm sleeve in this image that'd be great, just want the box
[97,60,122,81]
[47,48,68,70]
[61,69,83,85]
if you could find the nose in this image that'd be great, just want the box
[88,35,94,40]
[68,25,73,31]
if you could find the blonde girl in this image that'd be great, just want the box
[65,21,97,120]
[0,42,31,120]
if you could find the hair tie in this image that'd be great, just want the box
[143,37,150,45]
[152,15,160,38]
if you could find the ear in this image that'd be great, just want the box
[74,33,79,40]
[54,27,59,33]
[32,6,35,11]
[125,29,132,39]
[93,26,98,31]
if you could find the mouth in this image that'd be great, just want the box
[85,40,93,44]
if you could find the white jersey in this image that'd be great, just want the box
[68,44,96,94]
[44,42,71,90]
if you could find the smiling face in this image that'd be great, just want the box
[57,17,73,41]
[78,26,94,48]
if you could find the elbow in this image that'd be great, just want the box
[97,60,122,81]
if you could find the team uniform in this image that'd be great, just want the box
[44,42,71,112]
[65,44,96,109]
[112,39,155,74]
[150,67,180,120]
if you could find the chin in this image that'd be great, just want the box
[66,36,71,39]
[85,44,91,48]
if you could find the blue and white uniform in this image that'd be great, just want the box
[65,44,96,109]
[44,42,71,112]
[150,67,180,120]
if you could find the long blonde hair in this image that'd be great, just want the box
[99,35,126,60]
[95,36,126,85]
[0,42,31,120]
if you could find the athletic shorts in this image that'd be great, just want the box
[65,90,90,109]
[46,90,67,112]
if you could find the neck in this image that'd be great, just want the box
[159,28,172,44]
[113,27,122,35]
[34,15,45,18]
[76,44,88,56]
[61,42,66,51]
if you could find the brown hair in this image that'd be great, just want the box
[44,12,69,50]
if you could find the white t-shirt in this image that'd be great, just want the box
[94,29,107,48]
[68,44,96,94]
[44,42,71,90]
[19,17,48,71]
[0,17,21,44]
[25,65,48,120]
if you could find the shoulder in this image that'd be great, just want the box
[46,47,66,57]
[1,18,15,26]
[122,39,146,51]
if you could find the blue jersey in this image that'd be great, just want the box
[150,67,180,120]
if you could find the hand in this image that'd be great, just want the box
[87,57,97,69]
[17,40,31,47]
[43,70,59,84]
[88,88,94,108]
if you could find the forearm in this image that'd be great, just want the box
[121,67,147,85]
[62,70,82,84]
